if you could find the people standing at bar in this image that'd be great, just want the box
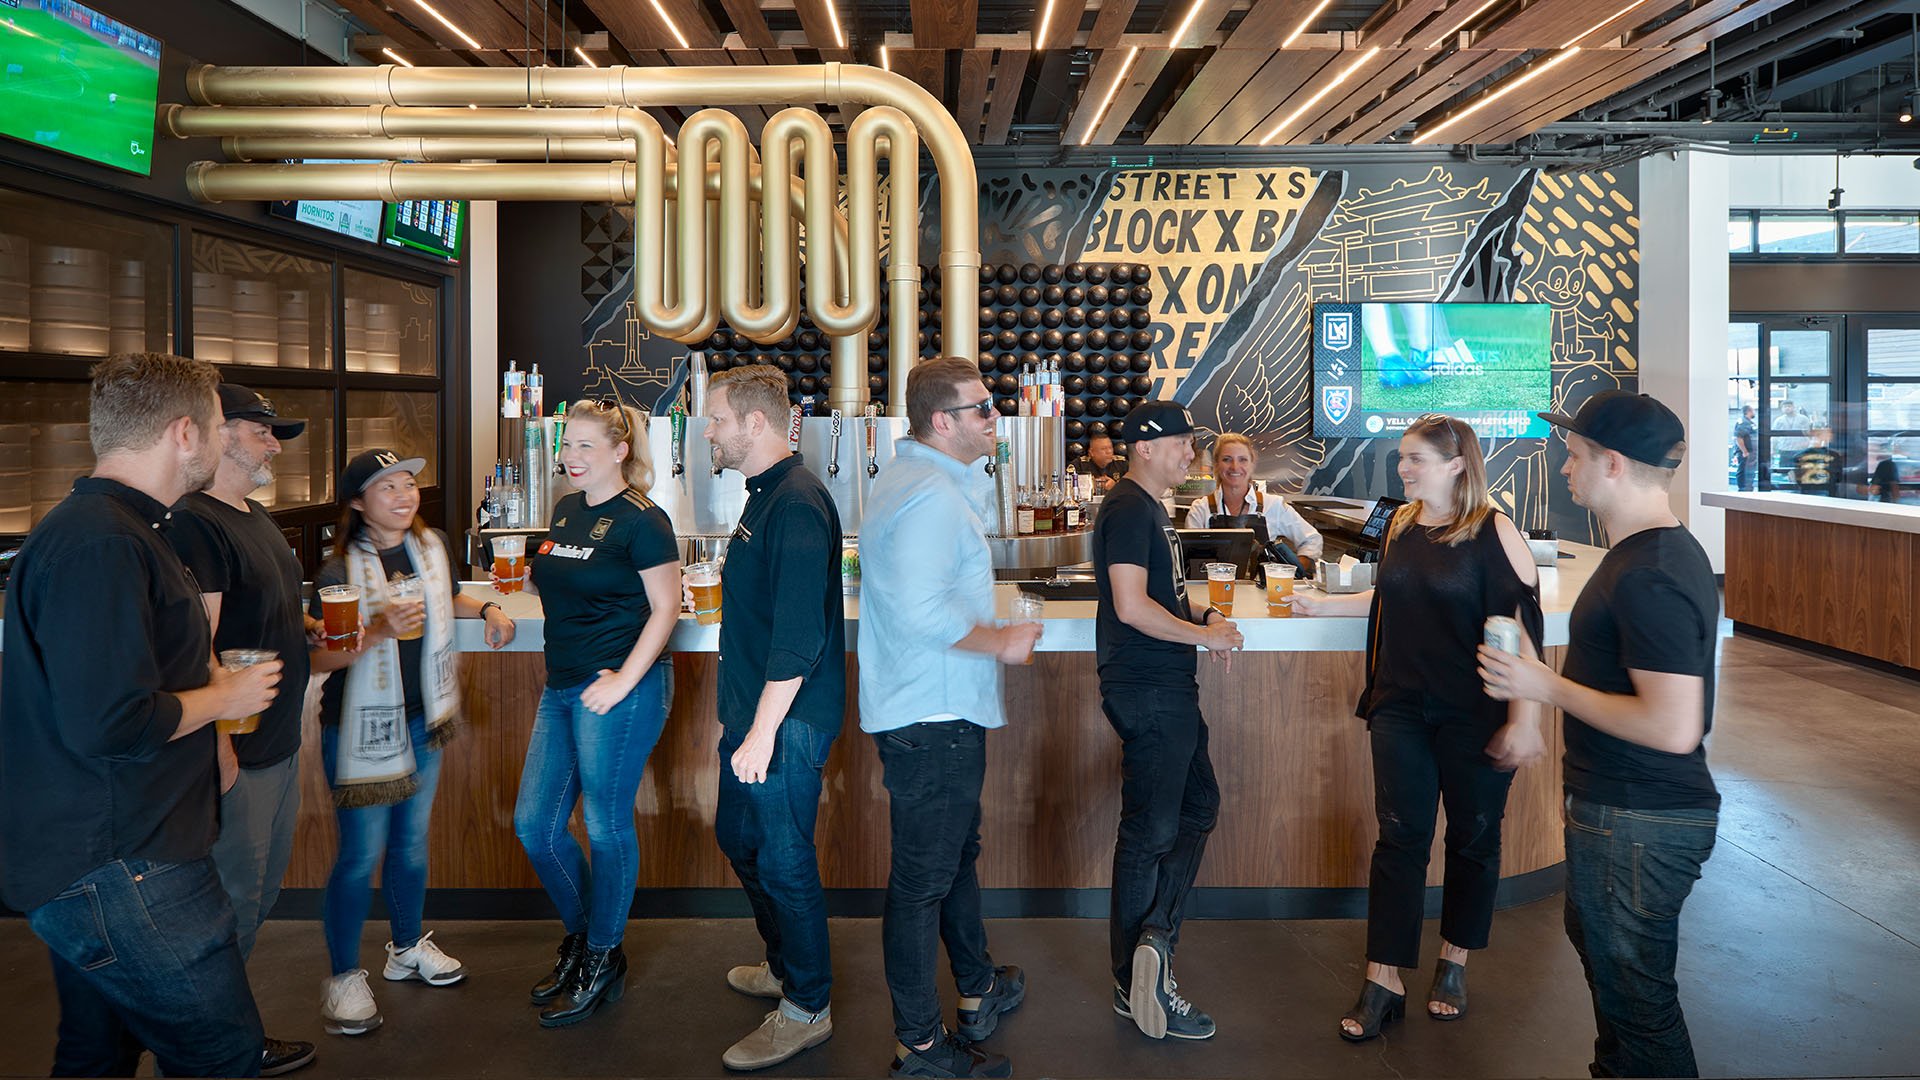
[511,399,681,1028]
[0,353,281,1078]
[1092,400,1243,1042]
[1182,432,1324,570]
[858,359,1039,1079]
[1293,413,1543,1042]
[702,364,846,1071]
[168,384,318,1077]
[1480,392,1720,1079]
[308,450,515,1036]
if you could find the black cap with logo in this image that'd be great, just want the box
[1538,390,1686,468]
[342,448,426,496]
[1118,400,1197,442]
[218,383,306,438]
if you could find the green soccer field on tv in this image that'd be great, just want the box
[0,1,163,176]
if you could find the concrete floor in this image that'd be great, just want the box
[1,631,1917,1079]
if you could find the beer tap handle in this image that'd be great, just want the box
[863,405,879,477]
[828,410,843,477]
[669,403,686,477]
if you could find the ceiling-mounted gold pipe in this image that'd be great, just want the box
[181,62,979,371]
[219,135,638,161]
[846,108,920,417]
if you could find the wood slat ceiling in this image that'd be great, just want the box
[341,0,1856,148]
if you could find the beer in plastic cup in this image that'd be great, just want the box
[387,576,426,641]
[492,534,527,594]
[318,584,363,652]
[1265,562,1297,618]
[1206,562,1236,617]
[216,648,277,734]
[1010,594,1045,666]
[686,561,723,625]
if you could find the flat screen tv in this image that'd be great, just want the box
[0,0,163,176]
[381,199,464,262]
[1312,302,1553,439]
[266,164,383,244]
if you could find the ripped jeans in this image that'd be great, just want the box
[1364,697,1517,968]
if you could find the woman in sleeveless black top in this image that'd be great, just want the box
[1302,415,1544,1042]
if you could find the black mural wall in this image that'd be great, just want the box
[500,159,1640,543]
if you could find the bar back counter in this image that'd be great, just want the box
[246,537,1602,920]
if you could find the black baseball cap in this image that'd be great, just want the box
[1119,400,1196,442]
[1538,390,1685,468]
[343,448,426,495]
[218,383,306,438]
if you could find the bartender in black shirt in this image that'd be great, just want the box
[169,384,317,1075]
[1092,401,1242,1044]
[0,353,281,1078]
[1480,391,1720,1079]
[701,364,845,1073]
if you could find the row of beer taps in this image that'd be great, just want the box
[666,401,882,480]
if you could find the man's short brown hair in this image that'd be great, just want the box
[709,364,790,430]
[906,358,983,437]
[89,352,221,457]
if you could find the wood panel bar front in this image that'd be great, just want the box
[283,647,1568,895]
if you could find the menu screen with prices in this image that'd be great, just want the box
[381,199,464,262]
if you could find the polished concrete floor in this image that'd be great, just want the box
[1,631,1917,1079]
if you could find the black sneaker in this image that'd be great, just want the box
[260,1036,317,1076]
[1112,985,1133,1019]
[890,1033,1012,1078]
[1128,930,1216,1041]
[956,965,1026,1042]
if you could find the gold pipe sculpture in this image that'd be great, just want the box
[167,62,979,415]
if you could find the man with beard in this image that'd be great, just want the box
[169,385,318,1075]
[702,364,846,1072]
[0,353,283,1077]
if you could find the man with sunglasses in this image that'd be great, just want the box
[858,359,1040,1078]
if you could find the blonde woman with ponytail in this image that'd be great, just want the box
[511,397,683,1027]
[1296,414,1544,1042]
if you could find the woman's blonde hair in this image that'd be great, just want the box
[1388,413,1495,547]
[1211,432,1257,467]
[565,399,654,491]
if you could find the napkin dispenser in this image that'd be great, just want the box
[1526,529,1560,567]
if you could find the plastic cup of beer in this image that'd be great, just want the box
[1010,594,1045,666]
[318,584,363,652]
[216,648,277,734]
[686,561,723,626]
[492,534,528,594]
[387,576,426,641]
[1206,562,1237,617]
[1264,562,1297,618]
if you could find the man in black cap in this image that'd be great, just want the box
[169,385,318,1075]
[1091,400,1243,1043]
[1478,390,1720,1078]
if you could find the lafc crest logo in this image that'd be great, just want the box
[591,518,613,540]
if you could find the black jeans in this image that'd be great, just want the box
[1564,795,1718,1078]
[1365,697,1517,968]
[875,720,996,1047]
[1103,682,1220,988]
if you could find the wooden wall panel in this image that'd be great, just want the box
[1722,511,1916,669]
[284,648,1568,891]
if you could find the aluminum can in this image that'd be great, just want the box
[1484,615,1521,655]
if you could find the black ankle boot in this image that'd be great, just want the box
[530,932,588,1005]
[538,944,627,1027]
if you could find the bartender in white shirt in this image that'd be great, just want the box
[1183,432,1325,570]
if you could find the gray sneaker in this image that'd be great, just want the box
[1128,930,1215,1041]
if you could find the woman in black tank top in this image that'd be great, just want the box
[1313,415,1545,1042]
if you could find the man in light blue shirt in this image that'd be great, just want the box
[857,358,1041,1079]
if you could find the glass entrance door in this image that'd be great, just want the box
[1729,317,1840,492]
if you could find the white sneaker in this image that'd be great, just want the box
[320,970,382,1036]
[383,931,467,986]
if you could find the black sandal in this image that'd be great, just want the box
[1339,980,1406,1042]
[1428,958,1468,1021]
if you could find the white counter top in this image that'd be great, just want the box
[1702,490,1920,535]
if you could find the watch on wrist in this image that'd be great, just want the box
[1203,606,1223,625]
[480,601,503,619]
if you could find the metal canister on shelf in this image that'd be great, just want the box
[1483,615,1521,656]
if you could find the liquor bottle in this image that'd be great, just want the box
[1034,480,1054,534]
[527,363,544,418]
[502,359,524,419]
[1016,485,1035,536]
[1061,471,1083,531]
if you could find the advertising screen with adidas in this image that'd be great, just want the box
[1311,302,1552,439]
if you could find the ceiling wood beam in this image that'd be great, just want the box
[1359,0,1457,49]
[982,49,1032,144]
[889,47,948,104]
[913,0,979,49]
[1330,47,1510,142]
[1194,49,1339,143]
[1292,46,1430,143]
[717,0,780,49]
[956,48,995,141]
[1090,47,1173,143]
[1473,46,1699,143]
[1166,0,1238,50]
[334,0,443,52]
[1086,0,1137,50]
[1063,47,1135,145]
[417,0,525,51]
[1446,46,1633,143]
[1146,0,1332,145]
[1033,0,1089,51]
[1646,0,1799,50]
[1251,47,1399,144]
[792,0,854,61]
[352,35,470,66]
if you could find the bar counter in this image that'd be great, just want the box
[265,538,1604,915]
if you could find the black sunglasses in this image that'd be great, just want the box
[940,399,996,419]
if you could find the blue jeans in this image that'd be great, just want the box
[29,857,264,1077]
[514,661,672,950]
[1564,795,1719,1078]
[875,720,996,1047]
[715,720,837,1015]
[321,710,443,975]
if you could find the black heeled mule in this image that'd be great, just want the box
[1339,979,1406,1043]
[1428,958,1468,1021]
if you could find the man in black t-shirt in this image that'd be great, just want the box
[1732,406,1755,491]
[1481,391,1719,1079]
[1092,401,1242,1044]
[170,385,317,1076]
